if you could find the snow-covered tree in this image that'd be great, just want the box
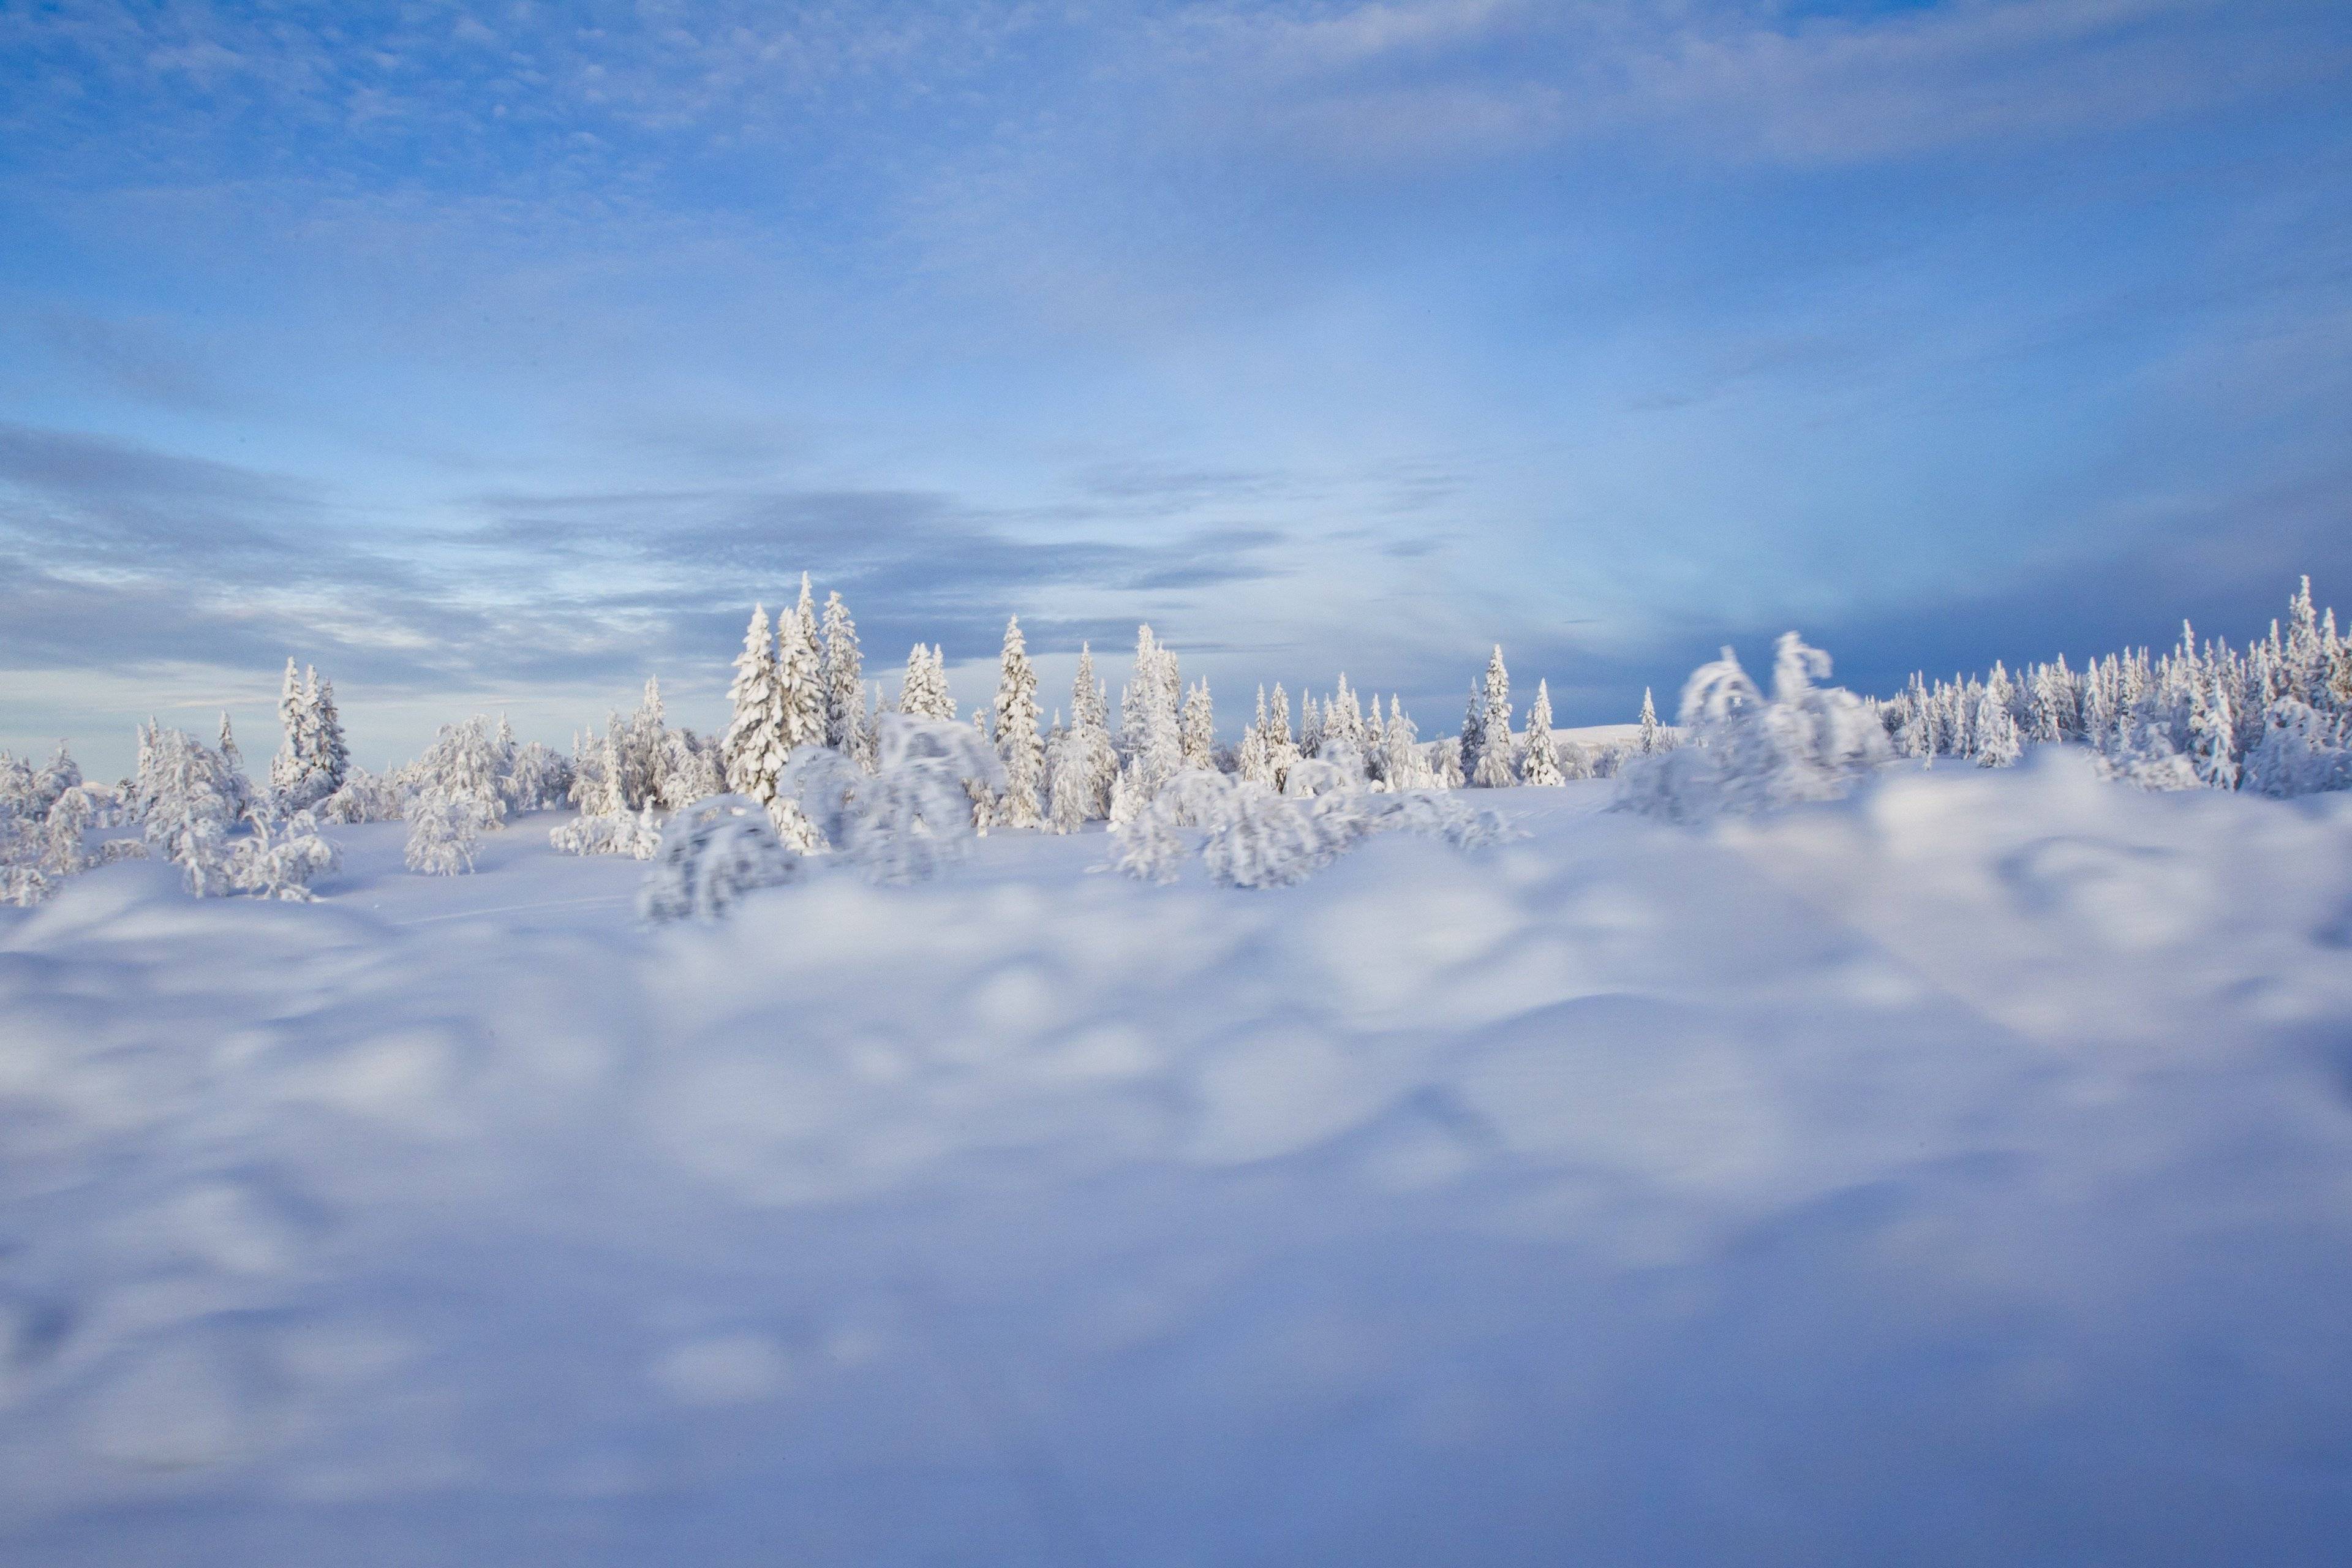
[1110,768,1507,889]
[1382,699,1431,789]
[820,590,867,760]
[1458,677,1485,786]
[1109,624,1184,823]
[777,594,828,755]
[1637,687,1665,756]
[1472,647,1515,788]
[1616,634,1890,822]
[638,794,797,922]
[320,767,406,824]
[1180,679,1216,771]
[139,725,245,894]
[268,661,349,810]
[404,791,481,875]
[775,715,1004,882]
[1520,679,1564,786]
[723,606,789,808]
[991,615,1046,829]
[1047,643,1118,832]
[898,643,957,720]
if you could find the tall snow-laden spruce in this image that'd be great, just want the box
[1458,676,1485,785]
[777,583,827,753]
[1637,687,1664,755]
[1520,679,1564,786]
[1180,680,1216,770]
[899,644,958,721]
[723,605,788,808]
[1473,647,1515,788]
[991,616,1046,829]
[1110,625,1183,824]
[268,659,349,809]
[1049,643,1117,832]
[820,590,868,765]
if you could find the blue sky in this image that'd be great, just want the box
[4,0,2350,775]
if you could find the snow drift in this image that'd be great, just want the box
[2,756,2351,1564]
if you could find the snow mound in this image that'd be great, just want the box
[3,762,2351,1564]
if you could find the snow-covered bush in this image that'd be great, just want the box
[638,794,798,923]
[1112,771,1508,889]
[2241,700,2351,797]
[549,804,662,860]
[773,715,1003,883]
[1615,634,1889,823]
[318,767,406,824]
[2089,719,2203,793]
[227,809,341,900]
[405,791,490,876]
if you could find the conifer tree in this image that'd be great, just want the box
[1637,687,1663,755]
[1472,646,1515,787]
[723,606,788,807]
[1180,680,1216,770]
[777,597,827,750]
[309,671,349,798]
[1458,676,1485,785]
[992,616,1046,828]
[1382,698,1428,789]
[1521,679,1564,785]
[820,590,864,752]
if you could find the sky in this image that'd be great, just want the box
[3,0,2350,777]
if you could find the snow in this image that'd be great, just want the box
[4,754,2352,1563]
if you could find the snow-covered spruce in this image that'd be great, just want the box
[638,794,798,922]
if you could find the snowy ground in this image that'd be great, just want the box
[5,751,2352,1564]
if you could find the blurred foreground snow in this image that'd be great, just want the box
[4,750,2351,1564]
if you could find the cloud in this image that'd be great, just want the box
[1156,0,2349,170]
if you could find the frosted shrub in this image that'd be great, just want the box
[2241,700,2350,797]
[228,809,341,900]
[2090,720,2203,793]
[318,767,406,824]
[639,794,798,923]
[549,803,663,859]
[1112,772,1508,889]
[1615,634,1889,823]
[405,790,491,876]
[775,715,1003,883]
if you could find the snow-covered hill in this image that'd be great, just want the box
[4,752,2351,1564]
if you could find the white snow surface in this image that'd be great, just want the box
[4,749,2352,1564]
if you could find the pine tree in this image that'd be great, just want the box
[218,712,241,774]
[1180,680,1216,769]
[723,606,788,806]
[992,616,1046,829]
[777,597,827,750]
[270,658,307,801]
[821,590,864,751]
[1458,676,1485,786]
[1382,698,1428,789]
[1637,687,1662,755]
[1521,679,1564,785]
[1474,646,1515,788]
[309,671,349,798]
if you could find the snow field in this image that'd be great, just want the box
[3,751,2352,1563]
